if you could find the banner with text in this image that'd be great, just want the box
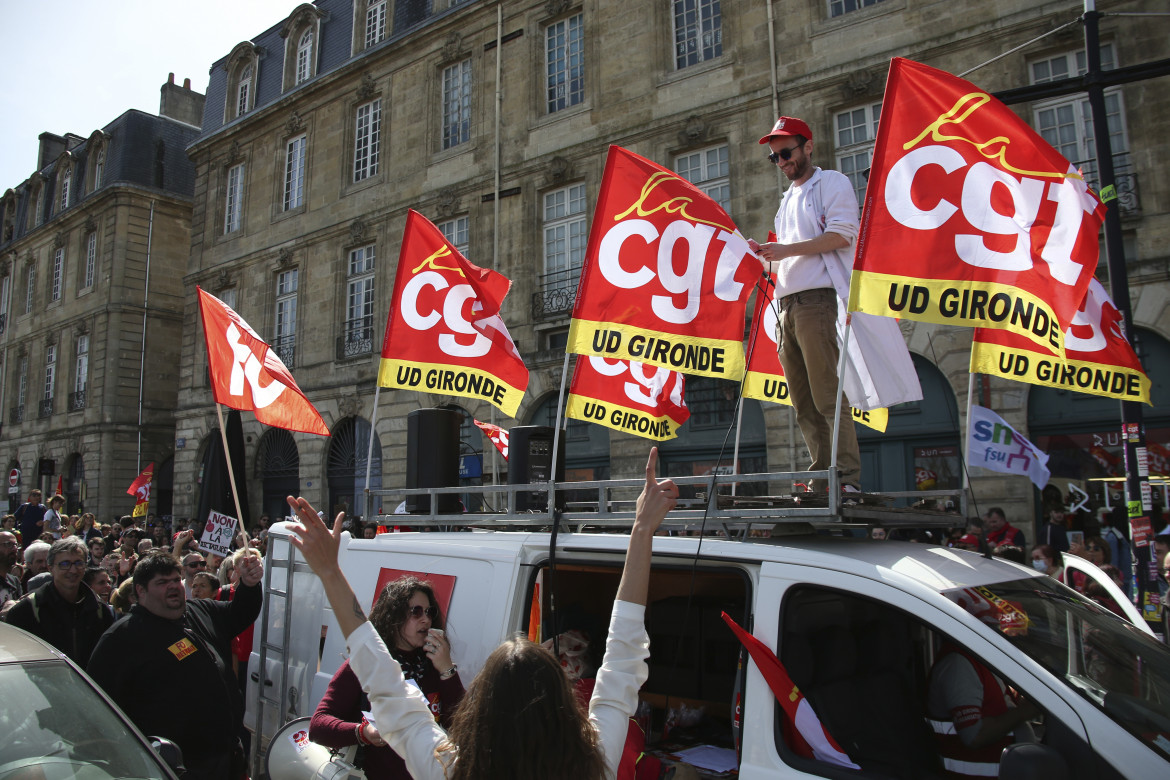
[378,210,529,417]
[849,58,1106,353]
[201,510,238,557]
[744,278,889,432]
[567,146,759,380]
[968,405,1050,489]
[971,278,1150,404]
[566,356,690,441]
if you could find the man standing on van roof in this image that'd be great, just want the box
[748,116,861,493]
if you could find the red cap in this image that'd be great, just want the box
[759,116,813,145]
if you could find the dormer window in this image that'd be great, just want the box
[296,30,313,84]
[57,167,71,213]
[366,0,387,48]
[237,65,253,117]
[224,43,261,122]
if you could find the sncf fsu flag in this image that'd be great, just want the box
[378,210,529,417]
[744,276,889,432]
[567,146,759,381]
[721,613,858,769]
[127,463,153,517]
[971,278,1150,404]
[474,420,510,460]
[567,356,689,441]
[197,287,329,435]
[850,58,1106,354]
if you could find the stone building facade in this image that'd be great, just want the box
[175,0,1169,536]
[0,76,204,520]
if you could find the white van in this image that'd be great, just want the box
[247,519,1170,779]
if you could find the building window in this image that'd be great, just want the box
[16,355,28,413]
[674,144,730,212]
[225,163,245,234]
[284,135,306,211]
[344,245,376,357]
[83,232,97,289]
[274,269,298,366]
[829,0,887,18]
[441,59,472,150]
[438,216,469,255]
[673,0,722,70]
[51,248,64,302]
[686,376,737,428]
[354,99,382,182]
[237,65,253,118]
[72,334,88,410]
[24,264,36,315]
[296,30,314,84]
[546,14,585,113]
[94,149,104,189]
[366,0,387,48]
[58,169,71,212]
[0,275,9,334]
[34,187,44,227]
[42,343,56,416]
[834,102,882,207]
[1031,45,1128,192]
[542,183,587,297]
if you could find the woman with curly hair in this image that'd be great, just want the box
[288,447,677,780]
[310,575,465,779]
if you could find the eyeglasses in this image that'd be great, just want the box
[185,560,207,569]
[408,605,438,619]
[55,560,87,571]
[767,144,802,164]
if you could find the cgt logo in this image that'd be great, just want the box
[586,356,685,409]
[400,271,513,359]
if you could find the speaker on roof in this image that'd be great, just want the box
[405,408,461,514]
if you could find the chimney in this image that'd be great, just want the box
[38,132,68,171]
[159,75,205,128]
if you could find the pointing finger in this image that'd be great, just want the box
[645,446,659,487]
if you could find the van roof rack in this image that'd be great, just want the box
[363,470,965,537]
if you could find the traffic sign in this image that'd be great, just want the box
[8,468,19,487]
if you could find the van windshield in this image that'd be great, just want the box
[941,577,1170,760]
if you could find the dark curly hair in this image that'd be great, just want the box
[132,551,181,593]
[368,575,443,650]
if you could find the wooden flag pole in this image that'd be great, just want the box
[363,385,383,521]
[215,402,249,551]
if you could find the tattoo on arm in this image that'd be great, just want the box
[351,596,367,622]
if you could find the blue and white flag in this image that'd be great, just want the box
[968,405,1050,489]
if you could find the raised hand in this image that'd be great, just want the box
[634,446,677,535]
[285,496,345,577]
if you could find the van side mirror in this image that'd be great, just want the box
[149,736,186,775]
[998,742,1068,779]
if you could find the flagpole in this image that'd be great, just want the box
[732,399,744,497]
[549,351,572,515]
[963,371,976,518]
[364,385,382,521]
[215,402,248,551]
[829,317,853,507]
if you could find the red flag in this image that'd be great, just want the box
[378,211,528,417]
[197,287,330,436]
[849,58,1107,353]
[127,463,153,517]
[567,146,759,381]
[474,420,510,460]
[55,475,63,497]
[971,278,1150,404]
[566,356,689,441]
[720,612,858,769]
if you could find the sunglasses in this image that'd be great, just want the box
[408,605,438,619]
[767,144,802,164]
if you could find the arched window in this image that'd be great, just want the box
[237,65,253,117]
[327,417,382,521]
[296,30,313,84]
[256,428,300,520]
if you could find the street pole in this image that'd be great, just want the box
[1083,1,1161,637]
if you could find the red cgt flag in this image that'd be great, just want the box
[849,58,1107,354]
[197,287,330,436]
[971,278,1150,404]
[567,146,759,381]
[566,356,689,441]
[378,210,529,417]
[127,463,153,502]
[474,420,510,460]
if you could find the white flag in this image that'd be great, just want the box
[968,405,1050,489]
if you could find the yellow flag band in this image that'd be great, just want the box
[568,319,744,381]
[743,370,889,432]
[377,358,525,418]
[970,343,1151,405]
[849,271,1065,354]
[566,394,681,441]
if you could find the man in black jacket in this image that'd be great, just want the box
[4,536,114,667]
[88,550,262,780]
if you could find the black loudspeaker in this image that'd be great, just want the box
[406,408,461,514]
[507,426,565,512]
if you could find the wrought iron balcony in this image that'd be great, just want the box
[38,398,53,418]
[68,390,86,411]
[1076,152,1139,218]
[531,268,581,321]
[271,335,296,367]
[337,319,374,360]
[8,405,23,424]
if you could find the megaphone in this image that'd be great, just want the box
[265,717,362,780]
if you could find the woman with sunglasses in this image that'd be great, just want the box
[310,575,465,779]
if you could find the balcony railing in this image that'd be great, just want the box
[337,319,374,360]
[68,389,86,411]
[1076,152,1140,218]
[271,335,296,367]
[8,405,23,425]
[531,267,581,321]
[39,398,54,418]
